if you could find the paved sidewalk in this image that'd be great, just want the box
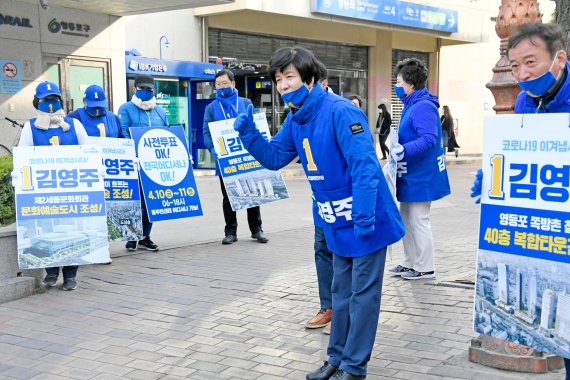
[0,164,565,379]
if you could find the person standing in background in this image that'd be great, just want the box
[388,58,450,281]
[68,85,121,138]
[18,81,90,291]
[376,104,391,160]
[440,105,459,158]
[118,74,169,252]
[202,69,269,245]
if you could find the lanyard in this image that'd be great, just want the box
[218,98,239,120]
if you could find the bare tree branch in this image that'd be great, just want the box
[554,0,570,51]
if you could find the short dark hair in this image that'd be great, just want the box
[134,74,155,88]
[318,61,328,81]
[215,69,235,82]
[348,95,362,107]
[394,58,428,89]
[508,23,566,57]
[269,46,322,85]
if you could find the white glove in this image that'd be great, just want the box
[132,156,140,171]
[10,170,21,187]
[99,165,107,178]
[391,143,405,161]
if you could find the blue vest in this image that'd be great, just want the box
[396,94,451,202]
[286,89,404,257]
[75,108,120,137]
[30,117,79,146]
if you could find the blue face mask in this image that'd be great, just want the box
[517,56,560,98]
[281,85,310,109]
[216,88,235,98]
[136,89,154,101]
[86,106,106,117]
[38,99,62,113]
[394,86,407,102]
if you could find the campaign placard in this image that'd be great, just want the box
[473,113,570,358]
[208,113,289,211]
[130,126,202,222]
[88,137,143,241]
[12,145,110,269]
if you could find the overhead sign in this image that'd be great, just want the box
[0,60,22,94]
[125,56,222,80]
[312,0,458,33]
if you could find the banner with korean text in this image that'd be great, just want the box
[12,145,110,269]
[473,113,570,358]
[130,126,202,222]
[208,114,289,211]
[88,137,143,241]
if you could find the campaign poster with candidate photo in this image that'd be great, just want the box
[88,137,143,241]
[208,113,289,211]
[130,126,203,222]
[12,145,110,269]
[473,113,570,358]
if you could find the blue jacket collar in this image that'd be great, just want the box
[402,87,440,108]
[291,84,327,125]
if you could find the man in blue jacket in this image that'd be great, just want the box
[203,70,268,245]
[118,74,168,252]
[234,47,405,380]
[472,23,570,378]
[69,85,121,138]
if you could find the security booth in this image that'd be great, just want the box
[125,55,222,169]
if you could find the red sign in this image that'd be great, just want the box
[3,62,18,78]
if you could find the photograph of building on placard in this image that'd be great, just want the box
[17,216,109,269]
[223,170,289,211]
[106,201,143,241]
[474,249,570,358]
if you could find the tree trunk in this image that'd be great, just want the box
[555,0,570,52]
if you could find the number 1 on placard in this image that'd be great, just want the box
[488,154,505,200]
[216,137,227,156]
[20,166,34,191]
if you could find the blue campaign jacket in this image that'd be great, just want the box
[396,88,451,202]
[203,97,251,176]
[68,108,121,138]
[238,85,405,257]
[30,117,79,146]
[118,101,168,138]
[515,62,570,114]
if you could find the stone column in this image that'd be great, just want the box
[471,0,564,373]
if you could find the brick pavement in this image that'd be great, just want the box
[0,164,566,379]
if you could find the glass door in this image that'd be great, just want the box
[45,56,111,113]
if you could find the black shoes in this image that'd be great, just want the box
[42,274,58,287]
[222,235,238,245]
[62,278,77,291]
[138,237,159,251]
[252,231,269,243]
[331,370,366,380]
[125,240,137,251]
[306,361,338,380]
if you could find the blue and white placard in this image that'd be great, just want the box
[473,113,570,358]
[130,126,203,222]
[208,113,289,211]
[12,145,110,269]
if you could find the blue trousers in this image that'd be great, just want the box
[314,226,333,310]
[45,266,78,279]
[327,248,386,376]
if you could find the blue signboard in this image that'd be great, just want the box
[130,126,203,222]
[125,56,223,80]
[312,0,458,33]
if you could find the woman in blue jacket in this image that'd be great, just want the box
[233,46,404,380]
[388,58,451,281]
